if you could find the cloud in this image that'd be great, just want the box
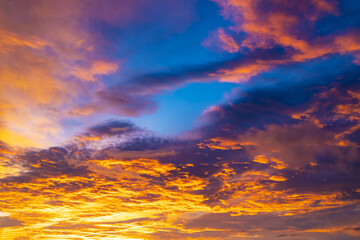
[179,59,360,205]
[85,120,139,138]
[199,0,360,81]
[96,47,288,105]
[3,54,359,240]
[181,205,360,239]
[0,1,120,147]
[2,0,359,149]
[70,60,119,82]
[0,0,197,147]
[0,216,23,228]
[0,115,359,239]
[1,1,360,239]
[203,28,240,53]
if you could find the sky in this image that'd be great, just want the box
[0,0,360,239]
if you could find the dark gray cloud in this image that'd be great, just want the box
[87,120,139,137]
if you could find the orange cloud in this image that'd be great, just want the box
[0,30,48,53]
[70,60,119,82]
[210,59,273,83]
[0,142,357,239]
[206,0,360,82]
[268,175,287,181]
[203,28,240,53]
[0,2,120,147]
[197,137,244,150]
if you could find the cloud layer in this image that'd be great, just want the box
[1,0,360,239]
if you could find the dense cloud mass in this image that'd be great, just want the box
[1,0,360,239]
